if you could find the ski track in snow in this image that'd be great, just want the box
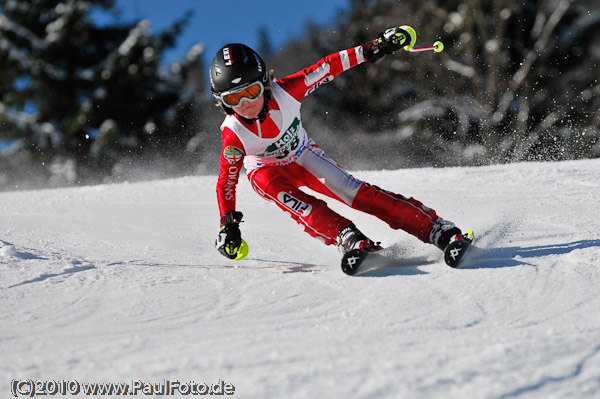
[1,159,600,398]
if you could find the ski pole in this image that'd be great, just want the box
[408,41,444,53]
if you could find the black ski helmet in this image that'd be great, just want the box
[210,43,270,108]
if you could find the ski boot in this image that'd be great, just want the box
[338,224,383,275]
[428,219,463,251]
[429,219,474,267]
[338,224,382,255]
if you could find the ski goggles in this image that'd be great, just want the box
[217,81,264,108]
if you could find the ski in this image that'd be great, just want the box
[341,248,389,276]
[444,230,475,268]
[341,230,475,275]
[341,249,370,275]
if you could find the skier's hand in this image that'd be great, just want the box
[363,26,414,63]
[383,26,413,52]
[215,211,244,259]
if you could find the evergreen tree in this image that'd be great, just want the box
[405,0,600,164]
[0,0,209,187]
[268,0,600,168]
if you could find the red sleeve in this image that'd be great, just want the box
[277,45,367,101]
[216,126,246,217]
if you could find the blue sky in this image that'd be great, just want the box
[109,0,350,65]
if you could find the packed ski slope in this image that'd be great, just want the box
[1,159,599,399]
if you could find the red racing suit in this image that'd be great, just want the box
[216,45,439,245]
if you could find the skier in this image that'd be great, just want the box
[212,27,465,262]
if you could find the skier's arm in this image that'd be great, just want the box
[276,46,366,101]
[277,26,414,101]
[215,127,247,260]
[216,127,245,216]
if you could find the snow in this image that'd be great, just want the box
[1,158,600,398]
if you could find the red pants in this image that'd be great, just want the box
[248,144,439,245]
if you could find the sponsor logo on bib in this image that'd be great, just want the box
[258,117,301,160]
